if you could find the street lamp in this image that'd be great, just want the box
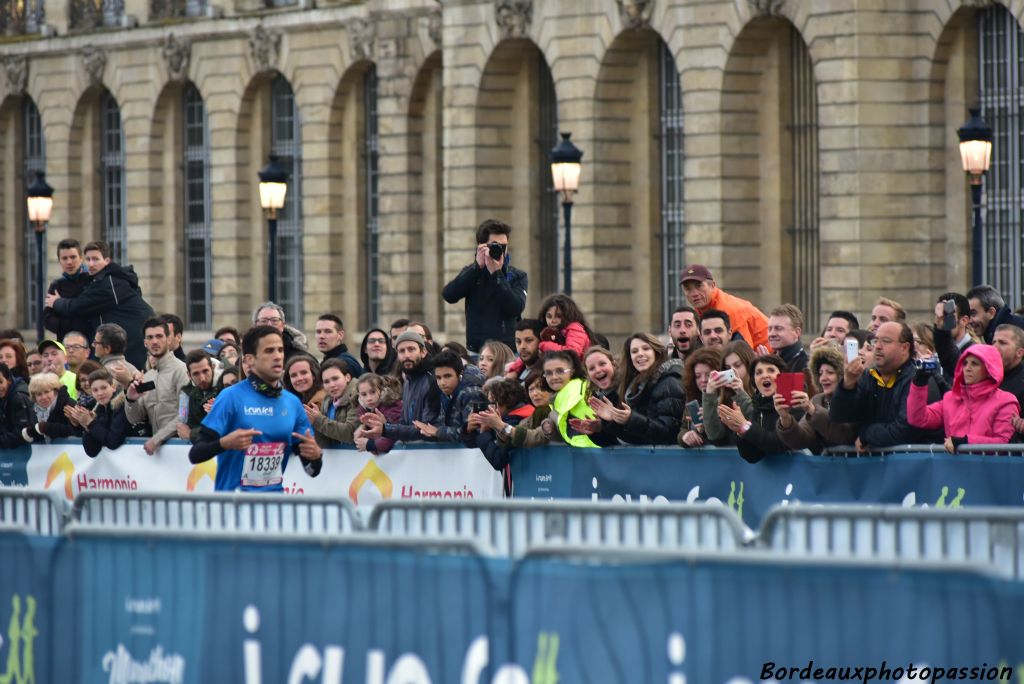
[550,132,583,295]
[258,155,288,302]
[26,171,53,343]
[957,107,993,286]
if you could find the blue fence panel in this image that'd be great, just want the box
[0,526,53,684]
[506,550,1024,682]
[511,446,1024,528]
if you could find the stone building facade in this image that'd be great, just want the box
[0,0,1019,343]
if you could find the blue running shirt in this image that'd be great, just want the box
[201,379,313,492]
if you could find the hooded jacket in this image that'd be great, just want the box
[433,364,486,442]
[359,328,398,377]
[282,326,309,363]
[602,359,685,445]
[551,378,599,448]
[43,268,91,340]
[0,380,32,449]
[907,344,1019,444]
[321,343,365,377]
[50,261,155,369]
[83,391,129,457]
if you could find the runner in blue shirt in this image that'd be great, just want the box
[189,326,322,491]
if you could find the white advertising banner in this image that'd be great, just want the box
[9,440,503,505]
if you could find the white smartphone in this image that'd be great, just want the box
[718,368,736,383]
[845,339,859,363]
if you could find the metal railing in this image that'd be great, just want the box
[368,499,749,558]
[71,491,362,534]
[821,443,1024,457]
[0,490,68,536]
[759,504,1024,580]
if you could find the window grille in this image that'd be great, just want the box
[270,75,303,321]
[788,28,820,331]
[659,42,686,327]
[100,91,126,264]
[183,84,211,329]
[537,59,559,296]
[978,5,1024,306]
[364,66,380,326]
[23,98,45,329]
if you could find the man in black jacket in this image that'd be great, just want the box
[314,314,364,376]
[43,239,91,340]
[994,324,1024,407]
[966,284,1024,344]
[44,240,155,370]
[931,292,974,379]
[441,219,528,353]
[830,321,943,451]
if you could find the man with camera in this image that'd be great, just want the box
[931,292,975,379]
[442,219,528,353]
[124,317,189,455]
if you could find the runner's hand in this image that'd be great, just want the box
[292,428,322,461]
[220,428,262,451]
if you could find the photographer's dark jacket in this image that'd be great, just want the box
[442,258,528,352]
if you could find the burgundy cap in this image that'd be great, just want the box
[679,264,714,284]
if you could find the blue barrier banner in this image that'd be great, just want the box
[0,531,52,684]
[511,446,1024,528]
[506,553,1024,683]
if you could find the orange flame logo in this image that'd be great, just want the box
[186,461,216,491]
[44,452,75,501]
[348,460,393,505]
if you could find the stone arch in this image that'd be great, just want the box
[66,85,113,251]
[471,38,558,323]
[591,27,676,335]
[717,15,819,318]
[326,59,376,329]
[408,51,443,326]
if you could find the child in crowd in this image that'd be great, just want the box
[467,378,533,492]
[75,367,129,457]
[505,294,595,377]
[353,373,403,455]
[414,350,484,442]
[73,359,103,411]
[907,345,1018,452]
[305,359,359,447]
[477,340,514,380]
[22,372,80,443]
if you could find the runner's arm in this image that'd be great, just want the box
[189,425,224,464]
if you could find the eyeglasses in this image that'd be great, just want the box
[366,337,387,345]
[65,344,88,352]
[542,368,572,379]
[256,317,283,325]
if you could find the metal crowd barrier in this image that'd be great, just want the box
[367,499,749,558]
[821,443,1024,457]
[70,491,363,534]
[957,444,1024,456]
[759,504,1024,580]
[0,489,68,535]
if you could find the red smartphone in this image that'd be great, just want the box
[775,373,804,406]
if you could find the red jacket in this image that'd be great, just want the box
[507,321,592,375]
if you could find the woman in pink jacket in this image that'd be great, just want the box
[907,344,1018,453]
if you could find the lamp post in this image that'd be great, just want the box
[258,155,288,302]
[957,107,993,286]
[26,171,53,343]
[550,132,583,295]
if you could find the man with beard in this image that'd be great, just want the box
[360,328,397,375]
[510,319,543,382]
[359,331,440,443]
[124,317,189,455]
[830,321,942,451]
[177,350,220,443]
[189,326,322,492]
[667,305,701,361]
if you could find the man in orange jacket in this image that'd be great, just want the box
[680,264,770,350]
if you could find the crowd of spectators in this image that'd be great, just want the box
[5,226,1024,495]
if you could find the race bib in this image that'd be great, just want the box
[241,442,285,488]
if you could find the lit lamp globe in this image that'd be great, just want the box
[258,155,288,218]
[957,108,993,183]
[26,171,54,231]
[550,132,583,201]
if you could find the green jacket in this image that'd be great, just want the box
[551,378,599,448]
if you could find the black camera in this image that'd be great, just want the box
[487,242,506,260]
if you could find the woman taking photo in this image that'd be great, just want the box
[776,345,857,452]
[701,340,756,444]
[718,353,790,463]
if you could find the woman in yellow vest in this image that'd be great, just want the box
[536,350,600,448]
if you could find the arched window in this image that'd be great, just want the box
[23,98,45,329]
[789,28,819,330]
[659,42,685,326]
[978,4,1024,304]
[270,75,303,320]
[100,91,126,263]
[183,84,211,328]
[364,66,380,324]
